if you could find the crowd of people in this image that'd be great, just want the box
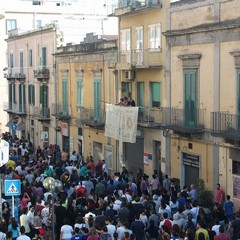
[0,132,239,240]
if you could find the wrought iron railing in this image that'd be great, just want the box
[164,107,205,129]
[80,107,105,125]
[211,111,240,135]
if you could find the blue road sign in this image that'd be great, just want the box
[5,180,21,196]
[12,124,17,131]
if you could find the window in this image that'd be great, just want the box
[36,20,42,28]
[148,24,161,50]
[233,160,240,175]
[150,82,161,108]
[184,69,197,127]
[120,28,131,63]
[28,85,35,105]
[121,82,132,99]
[33,0,41,5]
[94,79,102,121]
[136,26,143,50]
[6,19,17,34]
[121,28,131,52]
[137,82,144,106]
[62,79,68,115]
[42,47,47,66]
[135,26,143,65]
[77,79,83,107]
[10,53,14,69]
[19,84,26,112]
[29,49,33,67]
[9,83,16,109]
[20,51,24,74]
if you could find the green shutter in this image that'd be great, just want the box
[137,82,144,106]
[94,79,101,122]
[19,84,22,112]
[151,82,161,107]
[9,84,12,103]
[42,47,47,66]
[40,85,43,104]
[184,69,197,127]
[12,84,15,103]
[32,85,35,105]
[77,79,82,107]
[62,79,68,115]
[28,85,31,104]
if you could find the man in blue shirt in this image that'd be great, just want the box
[224,195,234,222]
[130,212,145,240]
[71,227,82,240]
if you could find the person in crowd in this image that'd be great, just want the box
[8,217,20,240]
[223,195,234,222]
[215,184,225,206]
[17,226,30,240]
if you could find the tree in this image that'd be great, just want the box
[197,178,214,209]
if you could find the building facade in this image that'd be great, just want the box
[54,33,118,173]
[110,0,170,176]
[4,25,63,148]
[0,0,117,134]
[166,0,240,207]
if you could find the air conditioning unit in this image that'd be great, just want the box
[124,70,135,80]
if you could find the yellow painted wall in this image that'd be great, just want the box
[170,43,215,129]
[220,41,239,113]
[221,0,240,21]
[170,137,214,189]
[143,129,162,176]
[170,4,214,30]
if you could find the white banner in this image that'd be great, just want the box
[105,104,121,140]
[0,140,9,167]
[105,104,139,143]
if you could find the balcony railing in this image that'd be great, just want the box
[211,112,240,139]
[116,49,163,70]
[138,106,165,127]
[164,107,205,133]
[52,104,71,120]
[3,102,26,114]
[4,67,26,80]
[80,107,105,127]
[33,66,50,80]
[112,0,161,15]
[32,106,50,120]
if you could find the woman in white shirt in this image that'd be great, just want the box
[60,219,73,240]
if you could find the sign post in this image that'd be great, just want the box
[5,180,21,217]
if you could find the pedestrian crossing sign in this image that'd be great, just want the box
[5,180,21,196]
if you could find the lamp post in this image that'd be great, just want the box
[43,177,63,240]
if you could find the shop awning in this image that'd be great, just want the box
[16,121,25,131]
[5,119,13,128]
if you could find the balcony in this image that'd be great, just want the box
[3,102,27,115]
[164,107,205,135]
[138,106,165,128]
[52,104,71,120]
[116,49,163,70]
[32,106,50,121]
[33,67,50,81]
[4,68,26,81]
[79,107,105,128]
[112,0,162,16]
[211,112,240,140]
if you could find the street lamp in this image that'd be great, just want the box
[43,177,63,240]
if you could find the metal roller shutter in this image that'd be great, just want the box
[125,138,144,175]
[184,165,199,188]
